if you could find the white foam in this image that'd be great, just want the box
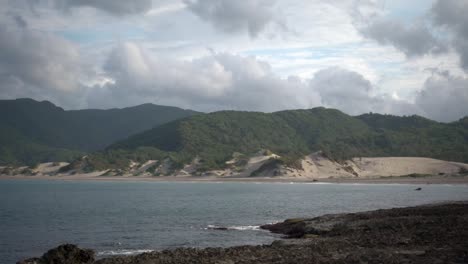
[97,249,154,256]
[205,225,261,231]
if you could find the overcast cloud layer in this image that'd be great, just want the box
[0,0,467,122]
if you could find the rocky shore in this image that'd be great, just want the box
[18,202,468,264]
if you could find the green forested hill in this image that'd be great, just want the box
[102,108,468,170]
[3,99,468,169]
[0,98,198,165]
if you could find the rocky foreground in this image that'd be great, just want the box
[18,202,468,264]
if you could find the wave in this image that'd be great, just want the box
[205,224,261,231]
[97,249,154,256]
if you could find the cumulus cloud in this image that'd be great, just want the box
[358,0,468,73]
[101,42,233,103]
[415,71,468,122]
[360,19,447,57]
[88,42,318,111]
[0,29,464,121]
[431,0,468,71]
[0,0,466,122]
[309,67,420,116]
[311,67,373,113]
[0,26,86,107]
[184,0,276,37]
[1,0,152,17]
[13,15,27,28]
[88,43,426,119]
[54,0,153,15]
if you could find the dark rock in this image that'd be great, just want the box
[261,218,307,238]
[17,244,94,264]
[207,226,229,231]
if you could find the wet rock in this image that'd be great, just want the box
[17,244,94,264]
[261,218,307,238]
[206,226,229,231]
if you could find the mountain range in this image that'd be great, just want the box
[0,98,198,165]
[1,98,468,171]
[103,108,468,172]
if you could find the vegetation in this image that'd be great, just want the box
[0,98,198,165]
[2,99,468,170]
[87,108,468,171]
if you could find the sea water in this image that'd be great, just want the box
[1,179,468,264]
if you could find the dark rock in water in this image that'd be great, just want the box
[260,218,308,238]
[206,226,229,231]
[17,244,94,264]
[211,227,228,231]
[415,187,422,191]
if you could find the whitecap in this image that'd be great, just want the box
[204,224,261,231]
[97,249,154,256]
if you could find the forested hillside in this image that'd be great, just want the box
[83,108,468,171]
[0,98,198,165]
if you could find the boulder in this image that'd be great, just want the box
[17,244,95,264]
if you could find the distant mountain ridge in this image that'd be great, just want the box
[2,98,468,170]
[99,108,468,172]
[0,98,199,165]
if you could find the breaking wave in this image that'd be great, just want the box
[205,225,261,231]
[97,249,154,256]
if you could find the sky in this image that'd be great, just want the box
[0,0,467,122]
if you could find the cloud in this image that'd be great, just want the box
[0,28,464,122]
[359,19,447,57]
[101,42,233,102]
[89,42,427,119]
[88,42,318,111]
[184,0,276,37]
[85,43,466,121]
[0,25,86,108]
[431,0,468,71]
[358,0,468,73]
[13,15,27,28]
[54,0,153,15]
[431,0,468,37]
[310,67,373,114]
[0,0,466,122]
[309,67,420,116]
[415,71,468,122]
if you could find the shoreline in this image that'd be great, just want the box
[1,174,468,185]
[19,202,468,264]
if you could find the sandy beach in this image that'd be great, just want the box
[1,173,468,185]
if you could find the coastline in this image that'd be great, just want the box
[18,202,468,264]
[1,174,468,185]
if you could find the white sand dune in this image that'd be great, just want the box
[354,157,468,178]
[33,162,69,175]
[279,155,468,179]
[2,152,468,182]
[214,152,468,179]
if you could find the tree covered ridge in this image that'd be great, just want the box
[0,98,199,165]
[2,98,467,170]
[95,108,468,171]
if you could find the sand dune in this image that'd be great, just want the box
[214,152,468,180]
[354,157,467,177]
[1,152,468,183]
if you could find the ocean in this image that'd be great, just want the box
[1,179,468,264]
